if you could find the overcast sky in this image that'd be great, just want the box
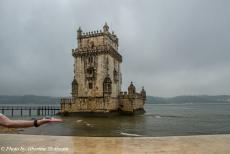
[0,0,229,97]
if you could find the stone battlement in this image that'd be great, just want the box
[73,44,117,52]
[80,30,117,41]
[77,23,118,44]
[81,30,103,37]
[60,98,72,104]
[119,91,145,99]
[72,44,122,62]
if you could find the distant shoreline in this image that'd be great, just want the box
[1,95,230,104]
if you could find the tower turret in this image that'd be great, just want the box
[71,78,78,98]
[128,82,136,95]
[77,27,82,39]
[141,87,146,100]
[103,22,109,32]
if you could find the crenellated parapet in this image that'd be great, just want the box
[79,30,103,38]
[72,44,122,62]
[60,97,73,112]
[77,23,119,51]
[79,30,118,42]
[77,23,118,42]
[119,82,146,100]
[60,97,73,104]
[119,91,145,99]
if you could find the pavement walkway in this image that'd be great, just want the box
[0,134,230,154]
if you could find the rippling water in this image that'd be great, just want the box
[3,103,230,136]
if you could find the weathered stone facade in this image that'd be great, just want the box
[60,23,146,115]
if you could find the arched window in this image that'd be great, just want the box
[113,69,118,82]
[88,56,93,64]
[88,82,93,89]
[86,67,95,80]
[103,76,112,95]
[90,41,94,48]
[72,78,78,97]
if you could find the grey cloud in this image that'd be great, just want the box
[0,0,230,97]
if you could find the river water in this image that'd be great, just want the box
[2,103,230,137]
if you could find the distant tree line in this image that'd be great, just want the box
[0,95,60,105]
[147,95,230,104]
[1,95,230,105]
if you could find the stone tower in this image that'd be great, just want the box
[61,23,146,114]
[72,23,122,99]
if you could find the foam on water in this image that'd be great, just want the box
[155,115,161,118]
[120,132,142,137]
[76,120,83,123]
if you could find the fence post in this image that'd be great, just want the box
[29,108,31,116]
[37,108,40,116]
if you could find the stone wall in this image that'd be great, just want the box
[78,29,118,50]
[118,95,145,112]
[74,54,121,98]
[60,95,145,114]
[79,36,104,48]
[61,97,119,113]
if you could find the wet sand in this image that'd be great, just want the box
[0,134,230,154]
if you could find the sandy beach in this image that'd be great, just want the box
[0,134,230,154]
